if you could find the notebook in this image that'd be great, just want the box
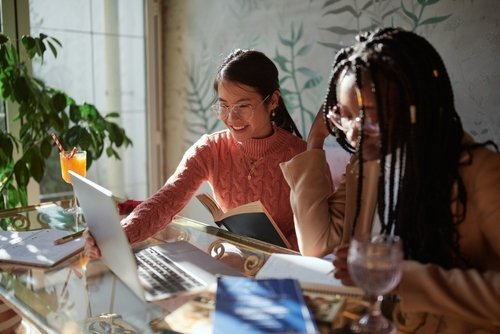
[69,171,244,302]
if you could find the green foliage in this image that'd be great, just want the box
[0,33,132,210]
[319,0,452,49]
[184,48,218,141]
[274,23,323,135]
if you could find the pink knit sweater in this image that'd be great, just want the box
[122,123,308,251]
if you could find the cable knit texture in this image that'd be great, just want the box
[122,123,307,251]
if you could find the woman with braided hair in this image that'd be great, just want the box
[281,27,500,331]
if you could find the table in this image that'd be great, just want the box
[0,200,298,333]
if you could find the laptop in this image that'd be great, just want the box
[69,171,244,302]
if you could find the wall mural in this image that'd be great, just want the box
[184,0,500,149]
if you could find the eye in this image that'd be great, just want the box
[219,104,229,110]
[237,104,251,110]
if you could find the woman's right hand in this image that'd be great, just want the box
[83,229,101,259]
[307,105,331,150]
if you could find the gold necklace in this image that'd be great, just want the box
[247,157,265,180]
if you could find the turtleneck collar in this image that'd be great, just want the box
[233,123,289,160]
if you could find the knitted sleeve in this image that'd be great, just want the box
[122,135,215,244]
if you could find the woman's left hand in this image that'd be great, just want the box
[332,243,356,286]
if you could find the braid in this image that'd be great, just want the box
[324,27,490,269]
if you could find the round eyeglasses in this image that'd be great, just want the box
[210,95,270,121]
[326,104,380,138]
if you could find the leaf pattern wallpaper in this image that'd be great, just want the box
[181,0,500,148]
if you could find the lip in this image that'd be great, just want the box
[230,125,248,132]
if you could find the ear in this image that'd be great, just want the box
[270,90,280,110]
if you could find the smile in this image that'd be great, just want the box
[232,125,247,131]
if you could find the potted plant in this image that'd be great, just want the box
[0,32,132,211]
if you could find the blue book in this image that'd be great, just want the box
[213,276,319,334]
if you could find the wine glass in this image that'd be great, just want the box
[59,150,87,216]
[347,234,403,334]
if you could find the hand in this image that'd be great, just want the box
[307,105,331,150]
[332,243,356,286]
[83,229,101,259]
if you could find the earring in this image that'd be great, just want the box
[271,109,276,117]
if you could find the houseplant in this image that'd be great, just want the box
[0,32,132,211]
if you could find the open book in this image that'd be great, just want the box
[255,253,364,299]
[0,229,84,268]
[196,193,291,249]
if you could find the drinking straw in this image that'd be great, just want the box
[68,147,77,159]
[51,133,66,157]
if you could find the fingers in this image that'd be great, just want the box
[307,105,331,149]
[331,243,356,286]
[83,230,101,259]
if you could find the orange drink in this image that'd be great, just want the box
[60,151,87,184]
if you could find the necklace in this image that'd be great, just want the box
[247,157,265,180]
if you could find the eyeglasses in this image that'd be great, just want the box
[326,104,380,137]
[210,95,270,121]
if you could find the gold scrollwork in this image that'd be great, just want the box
[84,313,139,334]
[176,231,190,242]
[243,253,264,276]
[7,215,31,231]
[208,240,226,259]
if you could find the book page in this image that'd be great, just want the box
[0,229,84,267]
[255,253,364,298]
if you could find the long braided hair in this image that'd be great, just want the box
[324,27,497,269]
[213,49,302,138]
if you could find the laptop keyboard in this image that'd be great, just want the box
[134,247,203,296]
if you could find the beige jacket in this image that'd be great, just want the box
[280,133,500,333]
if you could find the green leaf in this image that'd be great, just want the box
[418,14,453,27]
[302,76,323,90]
[14,160,30,188]
[105,112,120,118]
[40,139,52,158]
[69,104,80,122]
[7,183,20,208]
[52,93,67,112]
[401,1,418,28]
[13,77,29,102]
[108,123,124,147]
[47,40,58,58]
[296,67,317,78]
[21,36,36,50]
[0,34,8,44]
[296,43,313,57]
[77,129,93,150]
[278,36,293,48]
[30,151,45,183]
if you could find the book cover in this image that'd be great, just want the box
[0,229,84,268]
[196,193,291,249]
[255,253,364,299]
[213,276,319,334]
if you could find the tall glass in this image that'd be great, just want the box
[59,150,87,215]
[347,234,403,334]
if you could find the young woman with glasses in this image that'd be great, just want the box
[280,28,500,331]
[84,49,330,256]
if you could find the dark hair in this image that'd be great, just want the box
[213,49,302,138]
[323,27,497,269]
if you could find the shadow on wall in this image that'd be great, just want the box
[325,146,351,190]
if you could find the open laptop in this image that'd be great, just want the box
[69,171,244,303]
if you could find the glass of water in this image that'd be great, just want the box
[347,234,403,334]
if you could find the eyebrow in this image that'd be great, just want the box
[218,97,252,104]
